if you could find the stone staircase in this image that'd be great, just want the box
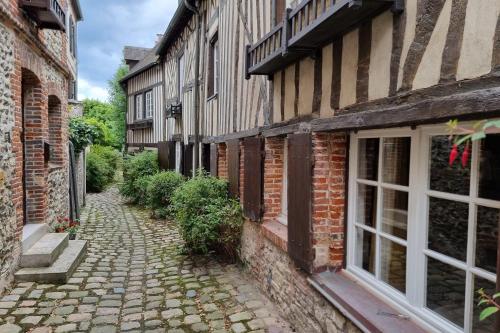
[15,224,87,284]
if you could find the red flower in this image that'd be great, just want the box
[449,144,459,166]
[461,143,470,168]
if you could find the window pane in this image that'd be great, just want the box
[429,136,470,195]
[381,189,408,240]
[428,197,469,262]
[382,137,411,186]
[475,206,499,273]
[358,138,379,181]
[357,184,377,228]
[355,228,376,275]
[380,237,406,293]
[479,134,500,201]
[426,257,466,328]
[472,276,497,333]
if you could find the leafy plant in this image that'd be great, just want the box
[120,151,159,203]
[170,171,243,260]
[69,117,99,154]
[91,145,121,170]
[86,150,114,193]
[53,217,80,239]
[133,175,154,206]
[147,171,185,218]
[478,289,500,321]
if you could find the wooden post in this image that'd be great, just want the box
[496,216,500,330]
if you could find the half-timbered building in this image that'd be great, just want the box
[123,0,500,332]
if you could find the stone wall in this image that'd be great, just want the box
[241,221,360,333]
[0,21,20,293]
[47,166,70,229]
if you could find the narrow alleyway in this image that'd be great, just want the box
[0,187,293,333]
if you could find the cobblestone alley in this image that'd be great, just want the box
[0,188,293,333]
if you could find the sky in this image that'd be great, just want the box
[77,0,178,102]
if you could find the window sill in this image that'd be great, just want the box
[308,271,428,333]
[262,220,287,252]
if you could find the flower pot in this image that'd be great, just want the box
[69,234,76,240]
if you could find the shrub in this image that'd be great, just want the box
[86,146,120,193]
[69,117,99,154]
[91,145,121,170]
[86,151,113,193]
[132,175,154,206]
[147,172,185,218]
[120,151,159,203]
[170,172,243,259]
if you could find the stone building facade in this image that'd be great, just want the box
[0,0,83,292]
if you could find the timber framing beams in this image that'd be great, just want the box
[202,73,500,143]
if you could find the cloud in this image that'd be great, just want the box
[77,0,178,101]
[78,77,109,102]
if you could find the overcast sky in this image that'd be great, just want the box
[77,0,178,102]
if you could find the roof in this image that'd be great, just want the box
[120,44,161,83]
[123,46,152,63]
[71,0,83,21]
[156,1,195,56]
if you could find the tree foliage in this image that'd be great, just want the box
[69,117,99,154]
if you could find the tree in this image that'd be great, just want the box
[108,63,129,149]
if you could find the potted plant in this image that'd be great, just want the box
[53,217,81,240]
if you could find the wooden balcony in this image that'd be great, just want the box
[19,0,66,31]
[246,0,401,78]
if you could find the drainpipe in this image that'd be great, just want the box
[184,0,201,172]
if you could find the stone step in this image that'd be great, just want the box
[15,240,87,284]
[22,224,49,253]
[20,233,69,268]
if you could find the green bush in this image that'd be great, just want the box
[170,172,243,259]
[86,146,120,193]
[86,151,113,193]
[133,176,154,206]
[147,172,185,218]
[91,145,121,170]
[120,151,159,203]
[69,117,99,154]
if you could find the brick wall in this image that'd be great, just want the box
[263,137,285,223]
[217,143,227,180]
[312,133,347,270]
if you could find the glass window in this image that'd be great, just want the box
[145,91,153,119]
[135,94,143,120]
[349,125,500,333]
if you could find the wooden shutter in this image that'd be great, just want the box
[227,139,240,198]
[183,143,194,177]
[201,144,211,173]
[168,141,176,170]
[210,143,218,177]
[243,137,264,221]
[287,133,313,273]
[158,141,169,170]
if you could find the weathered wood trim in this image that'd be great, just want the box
[389,9,406,95]
[356,20,372,103]
[294,62,300,117]
[280,69,286,121]
[440,0,468,82]
[400,0,447,91]
[127,143,159,148]
[311,86,500,132]
[202,128,261,144]
[127,82,163,97]
[312,51,322,114]
[330,39,343,110]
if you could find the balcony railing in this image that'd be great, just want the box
[19,0,66,31]
[246,0,401,78]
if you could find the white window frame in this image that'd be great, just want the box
[135,94,143,120]
[278,139,288,225]
[145,90,153,119]
[346,124,499,333]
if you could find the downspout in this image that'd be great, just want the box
[184,0,201,171]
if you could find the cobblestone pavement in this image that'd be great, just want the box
[0,187,294,333]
